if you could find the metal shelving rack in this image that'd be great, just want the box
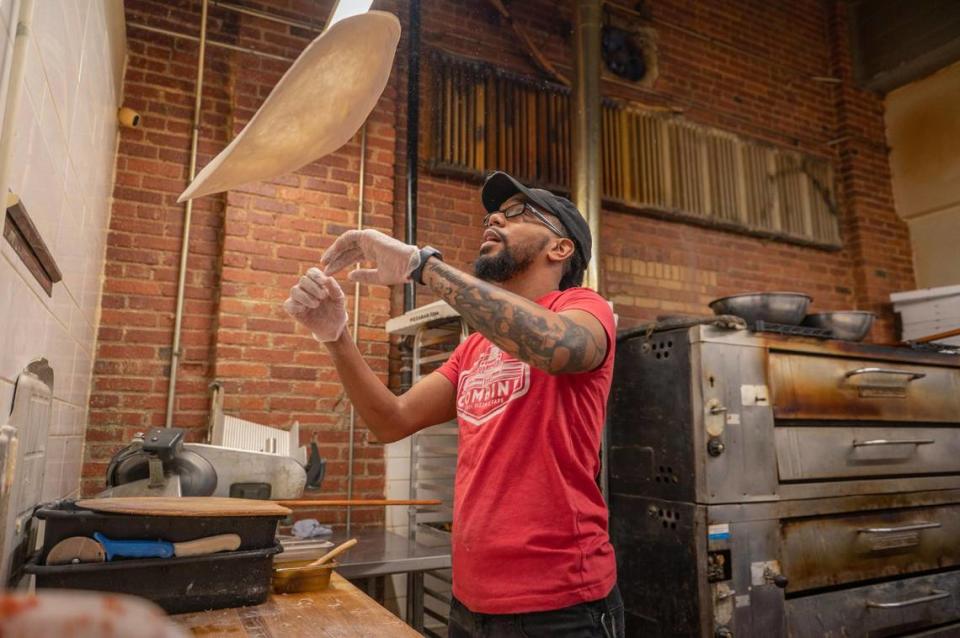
[386,301,467,637]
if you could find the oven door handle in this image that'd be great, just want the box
[866,589,950,609]
[844,367,927,381]
[852,438,935,447]
[857,522,941,534]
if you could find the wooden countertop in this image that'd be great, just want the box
[172,572,420,637]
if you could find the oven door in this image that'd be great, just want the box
[768,353,960,423]
[780,502,960,593]
[786,570,960,638]
[775,425,960,481]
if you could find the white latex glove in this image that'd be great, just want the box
[320,229,420,285]
[283,268,348,342]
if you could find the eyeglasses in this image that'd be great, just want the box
[482,202,565,237]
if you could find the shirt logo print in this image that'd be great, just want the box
[456,346,530,426]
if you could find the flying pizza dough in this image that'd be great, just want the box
[178,11,401,202]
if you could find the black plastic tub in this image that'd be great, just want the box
[24,543,282,614]
[35,500,284,557]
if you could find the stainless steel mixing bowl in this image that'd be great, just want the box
[802,311,875,341]
[708,292,812,326]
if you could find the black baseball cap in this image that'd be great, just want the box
[480,171,592,266]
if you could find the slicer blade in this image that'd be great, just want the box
[46,536,106,565]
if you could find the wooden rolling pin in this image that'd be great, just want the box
[912,326,960,344]
[274,499,442,507]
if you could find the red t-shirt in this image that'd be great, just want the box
[435,287,617,614]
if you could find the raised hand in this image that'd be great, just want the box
[320,229,420,285]
[283,268,348,342]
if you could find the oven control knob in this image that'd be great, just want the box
[763,566,789,588]
[707,438,725,457]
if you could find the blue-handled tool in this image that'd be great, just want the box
[45,532,242,565]
[93,532,175,560]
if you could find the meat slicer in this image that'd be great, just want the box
[100,426,324,499]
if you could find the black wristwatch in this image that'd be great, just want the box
[410,246,443,285]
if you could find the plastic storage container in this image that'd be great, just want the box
[891,284,960,345]
[24,544,282,614]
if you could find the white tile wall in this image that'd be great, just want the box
[0,0,125,502]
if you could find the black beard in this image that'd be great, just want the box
[474,236,547,282]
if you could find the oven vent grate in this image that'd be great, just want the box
[650,339,674,360]
[653,507,680,530]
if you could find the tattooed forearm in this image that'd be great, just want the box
[423,259,606,374]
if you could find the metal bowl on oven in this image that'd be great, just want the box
[708,292,811,326]
[802,311,875,342]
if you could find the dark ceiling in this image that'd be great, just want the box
[849,0,960,93]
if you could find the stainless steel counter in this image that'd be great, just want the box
[329,528,451,579]
[278,527,451,576]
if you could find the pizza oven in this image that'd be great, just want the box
[607,323,960,637]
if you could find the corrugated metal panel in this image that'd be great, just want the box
[429,52,840,247]
[432,57,569,190]
[668,121,706,214]
[705,132,740,223]
[742,144,773,231]
[806,159,840,244]
[775,153,809,238]
[610,107,668,209]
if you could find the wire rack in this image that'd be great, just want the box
[753,320,832,339]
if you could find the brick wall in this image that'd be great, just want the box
[85,0,913,505]
[85,0,398,524]
[828,1,915,340]
[412,0,912,333]
[86,0,233,492]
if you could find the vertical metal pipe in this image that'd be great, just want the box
[572,0,606,498]
[165,0,209,428]
[403,0,420,312]
[0,0,30,216]
[571,0,602,292]
[346,124,367,535]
